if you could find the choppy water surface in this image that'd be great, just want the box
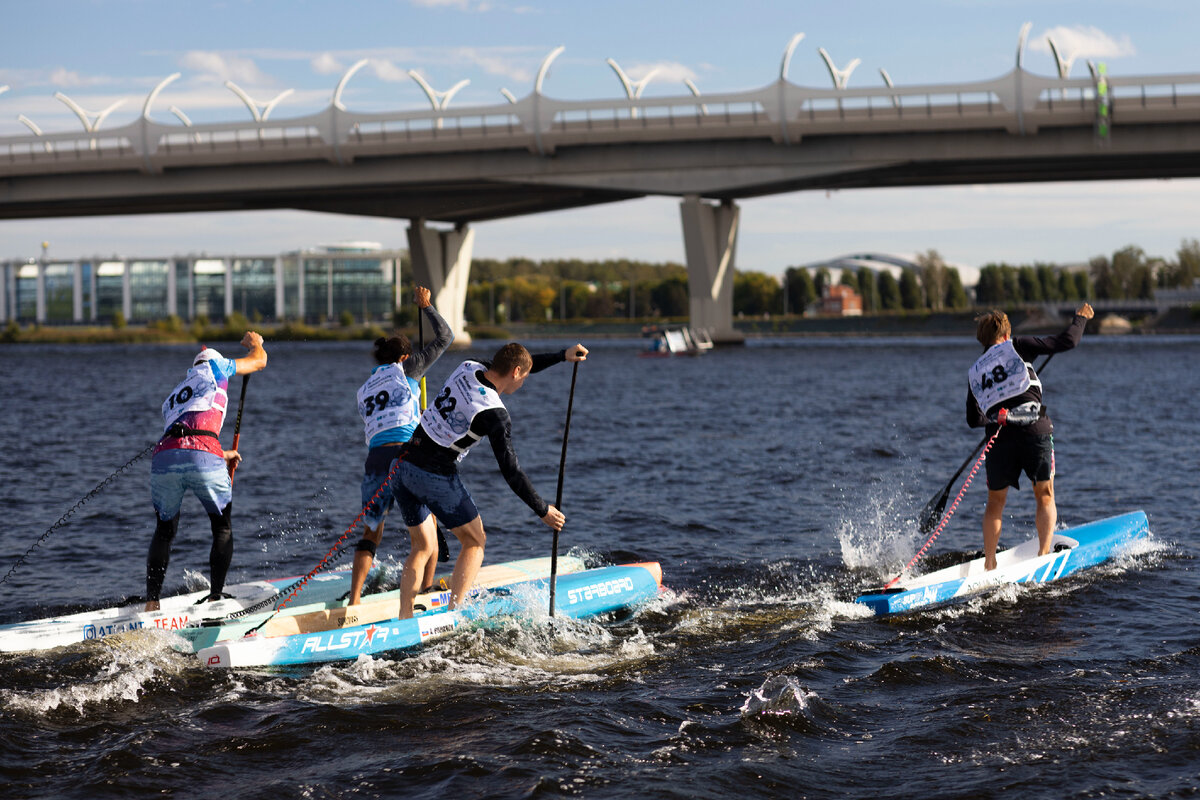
[0,335,1196,799]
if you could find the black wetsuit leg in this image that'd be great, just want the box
[147,514,180,602]
[207,503,233,600]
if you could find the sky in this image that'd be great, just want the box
[2,0,1199,276]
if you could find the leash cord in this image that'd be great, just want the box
[228,454,404,629]
[884,425,1004,589]
[0,441,158,587]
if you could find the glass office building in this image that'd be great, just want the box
[0,244,404,325]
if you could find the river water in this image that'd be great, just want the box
[0,335,1196,799]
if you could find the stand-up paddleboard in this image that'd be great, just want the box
[179,555,586,651]
[0,567,369,653]
[198,562,663,669]
[855,511,1149,616]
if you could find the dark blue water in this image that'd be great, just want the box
[0,335,1196,799]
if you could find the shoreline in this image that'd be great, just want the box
[4,307,1199,345]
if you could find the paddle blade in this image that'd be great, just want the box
[917,489,949,533]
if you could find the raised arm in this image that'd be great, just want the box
[234,331,267,375]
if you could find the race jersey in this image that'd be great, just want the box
[968,340,1041,415]
[154,355,237,457]
[419,360,506,461]
[358,363,421,447]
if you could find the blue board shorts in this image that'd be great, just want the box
[985,432,1055,491]
[360,445,404,527]
[150,449,232,520]
[391,460,479,529]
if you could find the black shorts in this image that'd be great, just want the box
[984,431,1055,491]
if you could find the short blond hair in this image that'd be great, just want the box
[974,309,1011,347]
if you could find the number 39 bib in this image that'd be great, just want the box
[357,363,419,445]
[968,340,1033,413]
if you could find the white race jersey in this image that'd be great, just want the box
[419,360,505,461]
[357,364,419,445]
[162,362,228,432]
[968,340,1040,414]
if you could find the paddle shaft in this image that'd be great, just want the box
[228,374,250,479]
[917,353,1055,532]
[548,359,580,617]
[418,304,427,410]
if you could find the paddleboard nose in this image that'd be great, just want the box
[624,562,662,586]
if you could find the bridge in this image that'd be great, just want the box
[4,32,1200,342]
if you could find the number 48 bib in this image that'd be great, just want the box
[968,340,1034,413]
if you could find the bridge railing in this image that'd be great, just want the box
[4,68,1200,174]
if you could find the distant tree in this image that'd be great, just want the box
[1036,264,1060,302]
[857,266,880,312]
[1058,271,1079,301]
[650,275,689,317]
[1018,266,1043,303]
[734,271,782,316]
[839,268,860,294]
[898,268,923,310]
[975,265,1006,305]
[1135,265,1156,300]
[1002,266,1022,304]
[1174,238,1200,287]
[1074,270,1092,299]
[877,270,902,311]
[785,267,817,313]
[944,268,969,309]
[112,310,127,330]
[916,249,948,311]
[813,266,833,298]
[1090,254,1114,299]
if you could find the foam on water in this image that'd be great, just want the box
[0,630,190,716]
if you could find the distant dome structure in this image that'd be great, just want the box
[799,252,979,288]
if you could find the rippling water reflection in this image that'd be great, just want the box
[1,335,1197,798]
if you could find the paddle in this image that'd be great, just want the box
[916,353,1054,532]
[548,356,581,617]
[417,301,450,562]
[228,374,250,479]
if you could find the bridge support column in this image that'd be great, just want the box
[406,219,473,346]
[680,195,744,345]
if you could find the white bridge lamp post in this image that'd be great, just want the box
[408,71,469,129]
[54,91,127,150]
[606,58,660,119]
[225,80,294,140]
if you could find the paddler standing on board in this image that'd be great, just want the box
[346,286,453,606]
[384,342,588,617]
[967,303,1094,571]
[145,333,268,612]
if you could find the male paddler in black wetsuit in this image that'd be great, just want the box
[967,303,1094,570]
[390,342,588,617]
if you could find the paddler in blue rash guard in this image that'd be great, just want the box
[347,286,453,606]
[967,303,1094,571]
[146,332,268,612]
[389,341,589,618]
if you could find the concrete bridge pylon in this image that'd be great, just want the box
[680,195,744,345]
[406,219,474,346]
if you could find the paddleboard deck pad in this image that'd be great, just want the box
[198,562,663,669]
[855,511,1149,616]
[0,567,364,653]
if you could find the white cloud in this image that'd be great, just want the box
[311,53,344,76]
[410,0,493,10]
[1029,26,1136,62]
[454,47,533,83]
[624,61,698,86]
[370,60,410,83]
[179,51,273,86]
